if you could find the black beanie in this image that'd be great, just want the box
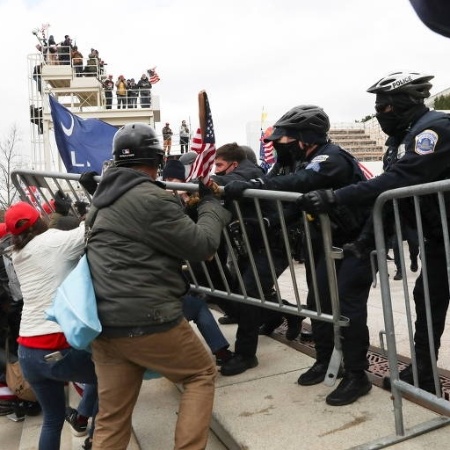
[162,159,186,181]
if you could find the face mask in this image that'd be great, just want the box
[376,111,403,136]
[215,162,233,177]
[273,141,304,166]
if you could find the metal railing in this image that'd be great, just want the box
[371,179,450,447]
[13,169,450,447]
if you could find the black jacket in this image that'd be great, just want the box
[336,110,450,240]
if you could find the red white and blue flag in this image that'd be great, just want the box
[147,67,160,84]
[260,126,276,166]
[187,91,216,183]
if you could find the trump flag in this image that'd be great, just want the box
[49,95,117,174]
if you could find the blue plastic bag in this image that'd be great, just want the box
[46,254,102,350]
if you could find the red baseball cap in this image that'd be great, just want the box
[5,202,41,235]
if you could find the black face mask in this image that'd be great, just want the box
[376,111,403,136]
[215,162,233,177]
[273,141,304,166]
[376,104,427,137]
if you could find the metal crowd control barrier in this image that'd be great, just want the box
[372,179,450,446]
[13,169,450,447]
[11,169,348,386]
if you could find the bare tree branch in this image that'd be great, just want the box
[0,125,24,209]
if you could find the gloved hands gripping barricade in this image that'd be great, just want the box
[223,178,265,200]
[79,171,99,196]
[53,190,72,215]
[296,189,337,214]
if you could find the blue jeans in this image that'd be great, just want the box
[18,345,69,450]
[78,383,98,438]
[182,294,229,354]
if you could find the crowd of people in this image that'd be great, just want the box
[7,62,450,448]
[4,67,450,448]
[35,33,107,77]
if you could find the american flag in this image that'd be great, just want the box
[186,91,216,183]
[147,67,160,84]
[260,126,276,165]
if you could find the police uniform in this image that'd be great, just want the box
[335,108,450,366]
[265,141,373,372]
[214,160,290,369]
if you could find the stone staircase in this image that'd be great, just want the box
[329,128,384,161]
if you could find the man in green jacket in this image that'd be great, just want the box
[86,123,231,450]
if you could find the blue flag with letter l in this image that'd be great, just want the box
[49,95,117,174]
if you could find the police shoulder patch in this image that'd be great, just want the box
[311,155,329,163]
[306,154,329,172]
[414,129,438,155]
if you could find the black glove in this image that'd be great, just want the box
[297,189,337,214]
[79,171,99,195]
[198,180,214,201]
[74,201,89,217]
[223,178,264,200]
[53,190,72,215]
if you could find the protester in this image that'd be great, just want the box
[224,106,373,405]
[211,143,293,376]
[298,72,450,395]
[162,158,234,366]
[85,123,231,449]
[5,201,85,449]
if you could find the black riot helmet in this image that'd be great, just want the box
[265,105,330,144]
[112,123,164,167]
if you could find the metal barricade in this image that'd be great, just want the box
[11,169,349,384]
[372,179,450,446]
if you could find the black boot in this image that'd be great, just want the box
[285,316,302,341]
[325,371,372,406]
[220,354,258,376]
[259,316,283,336]
[383,363,440,395]
[297,361,328,386]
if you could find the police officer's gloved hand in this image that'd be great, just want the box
[53,190,72,216]
[223,178,264,200]
[79,171,99,195]
[198,180,215,202]
[297,189,337,214]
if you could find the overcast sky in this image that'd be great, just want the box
[1,0,450,160]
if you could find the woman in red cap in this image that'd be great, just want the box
[5,201,86,450]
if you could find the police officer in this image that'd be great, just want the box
[299,72,450,394]
[224,105,373,406]
[213,143,291,376]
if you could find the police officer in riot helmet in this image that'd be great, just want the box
[300,71,450,394]
[225,105,374,406]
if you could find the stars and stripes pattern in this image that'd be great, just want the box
[187,128,216,183]
[358,161,374,180]
[260,126,276,165]
[186,92,216,183]
[147,67,160,84]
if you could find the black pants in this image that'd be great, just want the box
[308,251,372,372]
[180,136,189,153]
[232,248,289,357]
[413,239,449,362]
